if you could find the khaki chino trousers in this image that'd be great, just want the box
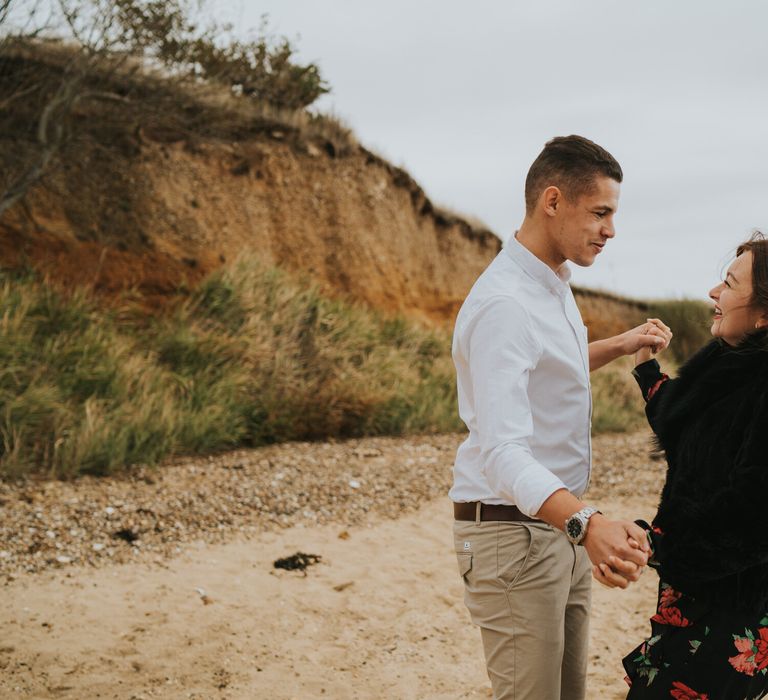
[454,517,592,700]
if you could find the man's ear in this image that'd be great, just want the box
[542,186,563,217]
[755,313,768,329]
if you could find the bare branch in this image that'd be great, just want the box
[0,1,12,26]
[0,69,84,219]
[0,81,37,111]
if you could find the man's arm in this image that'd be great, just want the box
[535,488,650,589]
[589,319,672,372]
[461,297,567,517]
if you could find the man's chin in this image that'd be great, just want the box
[570,253,597,268]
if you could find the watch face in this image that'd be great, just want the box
[567,517,583,540]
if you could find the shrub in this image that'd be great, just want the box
[0,259,462,478]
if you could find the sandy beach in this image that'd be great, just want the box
[0,432,663,699]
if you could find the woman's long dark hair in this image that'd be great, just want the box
[730,231,768,351]
[736,231,768,312]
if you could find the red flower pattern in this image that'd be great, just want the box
[651,605,691,627]
[754,628,768,672]
[659,585,682,610]
[626,575,768,697]
[669,680,709,699]
[646,374,669,400]
[728,636,758,676]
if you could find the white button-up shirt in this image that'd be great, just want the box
[449,234,592,517]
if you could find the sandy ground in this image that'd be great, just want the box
[0,492,659,699]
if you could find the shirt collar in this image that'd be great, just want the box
[505,232,571,296]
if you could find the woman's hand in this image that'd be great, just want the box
[592,538,648,589]
[632,318,673,366]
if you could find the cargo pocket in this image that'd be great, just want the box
[456,552,473,579]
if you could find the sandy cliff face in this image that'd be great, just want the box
[144,139,502,321]
[1,127,501,323]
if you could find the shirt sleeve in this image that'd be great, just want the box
[630,358,673,434]
[631,359,663,397]
[459,296,568,517]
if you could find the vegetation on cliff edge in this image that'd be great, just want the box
[0,259,460,478]
[0,258,712,479]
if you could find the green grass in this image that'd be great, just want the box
[646,299,712,363]
[0,260,711,479]
[0,260,463,478]
[590,357,646,433]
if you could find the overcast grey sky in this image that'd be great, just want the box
[214,1,767,300]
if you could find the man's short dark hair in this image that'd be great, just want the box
[524,135,623,212]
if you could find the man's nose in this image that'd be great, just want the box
[602,220,616,238]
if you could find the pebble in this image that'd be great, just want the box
[0,431,664,579]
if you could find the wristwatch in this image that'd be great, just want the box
[564,506,601,545]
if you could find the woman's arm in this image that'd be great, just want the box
[631,358,671,432]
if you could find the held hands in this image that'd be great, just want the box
[619,318,673,366]
[582,514,650,590]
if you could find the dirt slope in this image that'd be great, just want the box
[1,44,651,330]
[2,92,500,323]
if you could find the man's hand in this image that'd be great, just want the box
[593,555,643,589]
[588,318,673,372]
[633,318,673,366]
[582,515,649,590]
[619,318,673,359]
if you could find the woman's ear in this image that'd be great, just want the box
[755,314,768,329]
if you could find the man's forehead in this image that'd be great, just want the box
[582,177,620,206]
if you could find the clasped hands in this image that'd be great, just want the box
[621,317,674,365]
[584,514,650,589]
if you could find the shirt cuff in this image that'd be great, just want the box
[631,359,663,398]
[512,467,568,518]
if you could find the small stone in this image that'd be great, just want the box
[348,480,361,489]
[55,555,72,564]
[92,543,105,552]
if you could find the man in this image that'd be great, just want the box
[450,135,672,700]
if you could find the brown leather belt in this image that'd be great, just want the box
[453,501,541,523]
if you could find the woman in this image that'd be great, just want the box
[598,232,768,700]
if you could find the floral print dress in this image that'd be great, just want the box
[623,351,768,699]
[624,551,768,699]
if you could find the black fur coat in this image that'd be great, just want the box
[644,330,768,611]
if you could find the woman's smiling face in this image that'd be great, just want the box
[709,251,768,345]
